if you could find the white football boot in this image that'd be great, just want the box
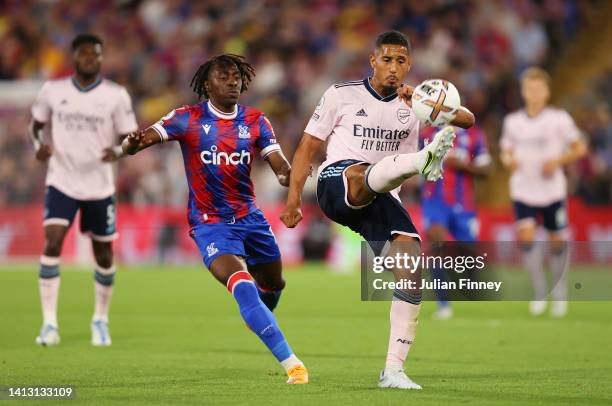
[379,368,422,390]
[432,305,454,320]
[91,320,112,346]
[550,301,568,318]
[35,324,60,346]
[529,300,547,316]
[420,126,456,181]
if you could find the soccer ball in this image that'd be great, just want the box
[411,79,461,127]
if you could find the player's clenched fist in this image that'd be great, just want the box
[397,83,415,106]
[280,204,303,228]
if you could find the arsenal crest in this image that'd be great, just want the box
[397,109,410,124]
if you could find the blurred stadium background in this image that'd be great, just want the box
[0,0,611,266]
[2,2,612,404]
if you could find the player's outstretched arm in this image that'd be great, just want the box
[121,128,163,155]
[101,134,130,162]
[280,133,324,228]
[398,84,475,129]
[265,150,292,187]
[451,106,475,129]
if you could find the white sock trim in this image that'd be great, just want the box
[90,232,119,242]
[280,354,303,372]
[43,218,70,227]
[390,231,422,241]
[92,314,109,323]
[95,265,116,275]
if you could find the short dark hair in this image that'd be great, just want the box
[71,34,103,51]
[375,30,411,52]
[190,54,255,100]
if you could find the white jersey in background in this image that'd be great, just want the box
[31,77,138,200]
[305,78,420,183]
[500,107,581,206]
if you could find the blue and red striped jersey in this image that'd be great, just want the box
[152,100,280,226]
[420,126,490,211]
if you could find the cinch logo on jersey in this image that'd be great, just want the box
[200,145,251,165]
[353,124,411,152]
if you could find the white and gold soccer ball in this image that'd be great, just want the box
[411,79,461,127]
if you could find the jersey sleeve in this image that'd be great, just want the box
[499,115,514,151]
[257,115,281,158]
[559,110,581,144]
[151,107,190,142]
[304,85,340,141]
[112,88,138,134]
[31,81,52,123]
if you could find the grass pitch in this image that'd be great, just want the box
[1,264,611,405]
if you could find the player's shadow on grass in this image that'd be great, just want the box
[417,367,612,402]
[208,347,383,360]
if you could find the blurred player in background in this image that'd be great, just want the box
[30,34,138,346]
[121,54,308,384]
[281,30,475,389]
[421,125,491,319]
[500,67,586,317]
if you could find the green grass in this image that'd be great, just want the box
[1,264,611,405]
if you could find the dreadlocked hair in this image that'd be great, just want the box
[189,54,256,100]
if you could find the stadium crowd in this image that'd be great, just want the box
[0,0,609,206]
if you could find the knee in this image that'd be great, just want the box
[391,234,421,255]
[549,236,568,256]
[94,247,114,268]
[259,277,286,292]
[44,237,64,257]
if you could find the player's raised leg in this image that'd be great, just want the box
[36,223,69,346]
[378,235,423,390]
[337,126,455,212]
[365,126,456,194]
[91,240,115,346]
[209,255,307,384]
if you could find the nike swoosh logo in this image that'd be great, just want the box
[421,151,434,176]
